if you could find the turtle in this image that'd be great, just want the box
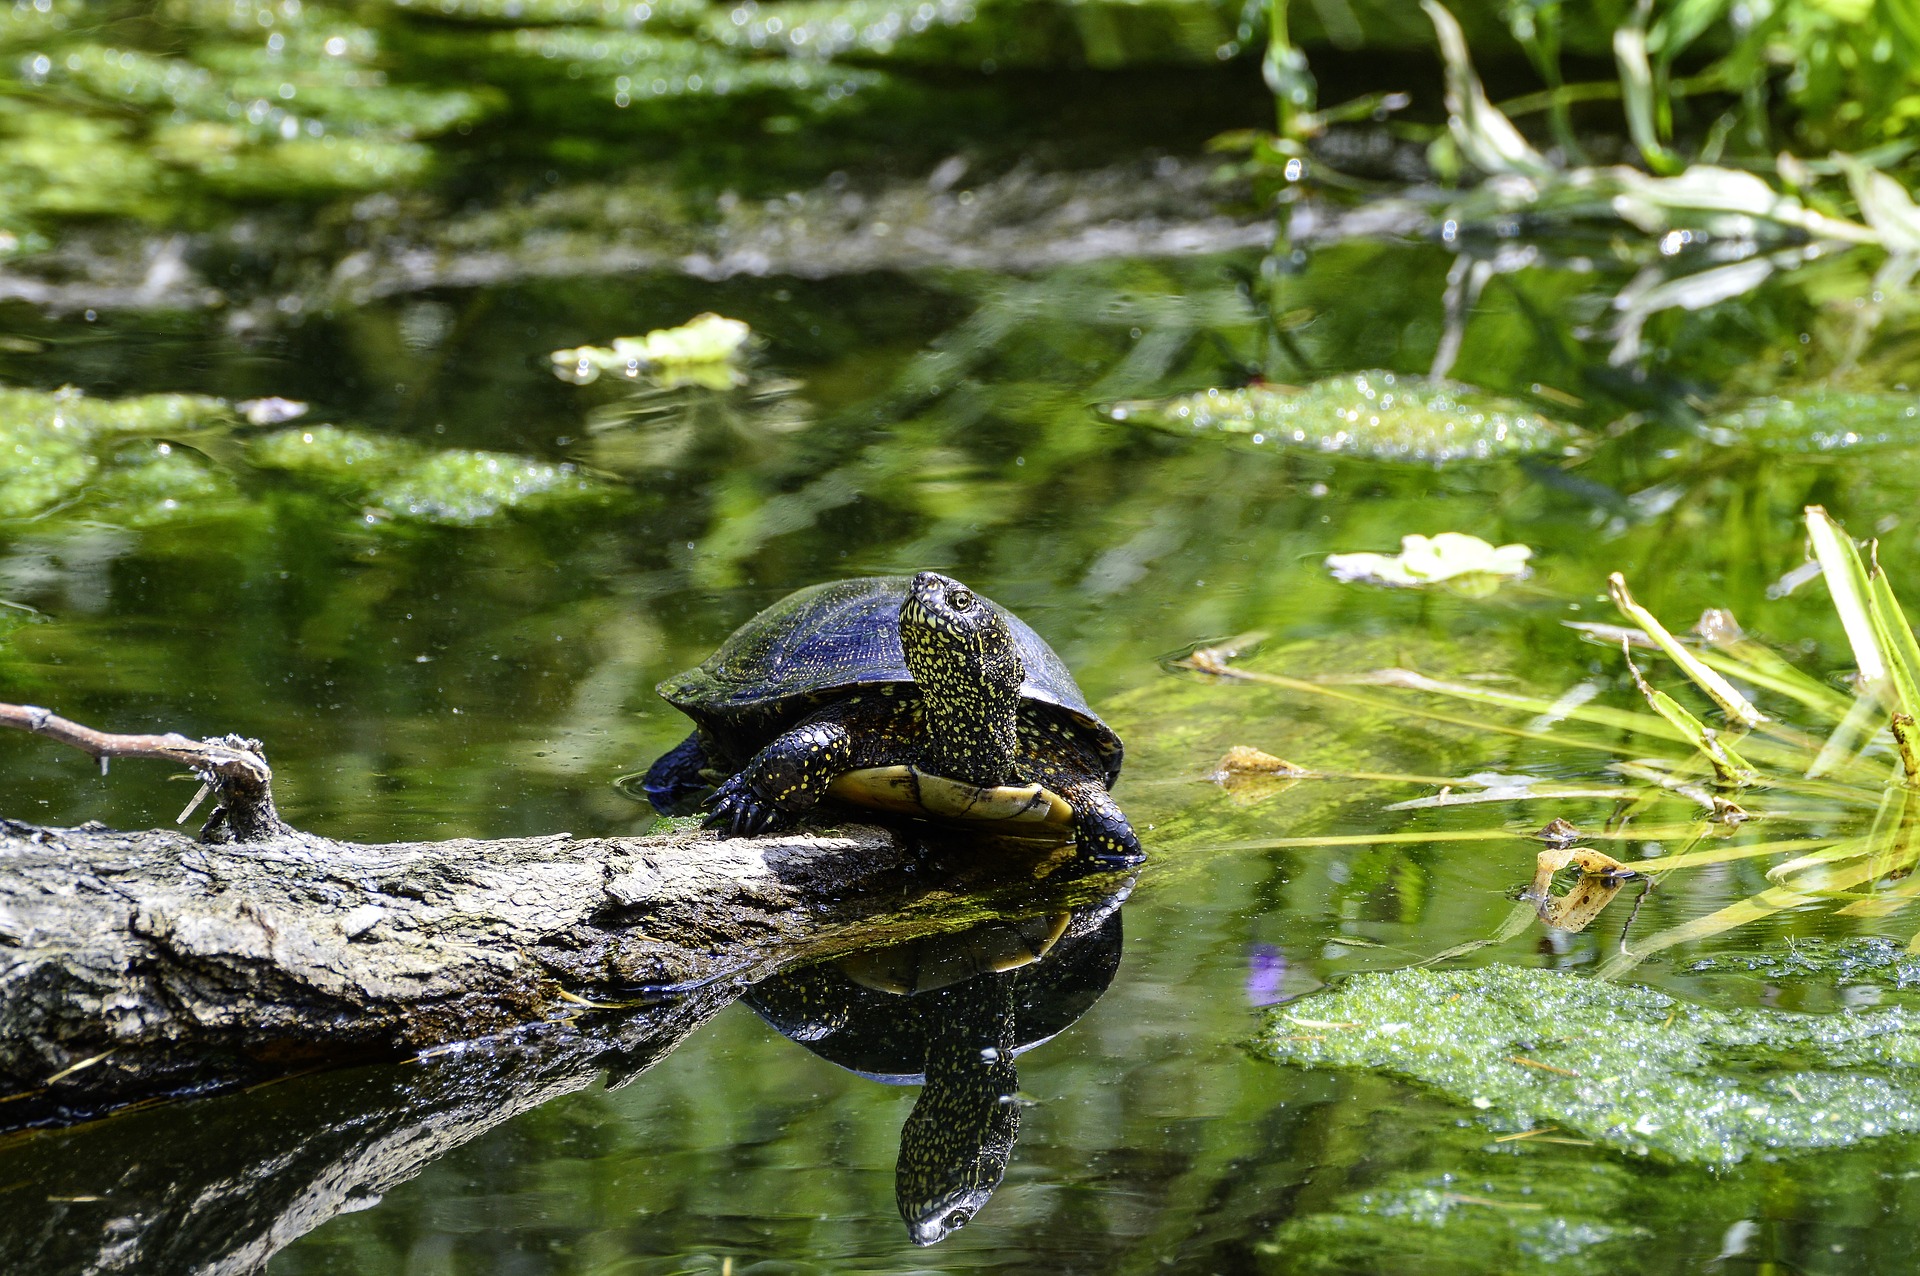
[744,895,1126,1244]
[641,571,1142,865]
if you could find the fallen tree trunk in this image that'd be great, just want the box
[0,979,735,1276]
[0,704,1133,1275]
[0,817,1121,1125]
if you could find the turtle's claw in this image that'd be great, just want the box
[1073,802,1144,868]
[708,775,778,836]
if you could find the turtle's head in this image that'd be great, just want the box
[895,973,1022,1246]
[900,572,1024,786]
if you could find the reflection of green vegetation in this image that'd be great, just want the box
[1262,964,1920,1162]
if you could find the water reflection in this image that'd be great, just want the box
[745,889,1127,1246]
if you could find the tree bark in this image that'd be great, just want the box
[0,817,1122,1125]
[0,705,1131,1274]
[0,978,734,1276]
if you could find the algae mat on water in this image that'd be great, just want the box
[1260,965,1920,1163]
[1106,371,1578,463]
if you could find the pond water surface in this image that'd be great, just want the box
[7,105,1920,1276]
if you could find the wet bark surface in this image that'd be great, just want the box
[0,990,733,1276]
[0,815,1126,1275]
[0,817,1117,1126]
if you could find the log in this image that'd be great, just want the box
[0,704,1128,1125]
[0,704,1133,1274]
[0,817,1123,1126]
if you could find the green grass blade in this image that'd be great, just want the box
[1621,644,1755,787]
[1868,545,1920,724]
[1807,505,1896,702]
[1610,573,1766,727]
[1629,836,1840,873]
[1692,642,1855,723]
[1335,667,1689,742]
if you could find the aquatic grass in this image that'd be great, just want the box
[1188,505,1920,968]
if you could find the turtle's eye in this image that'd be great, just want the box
[948,587,974,612]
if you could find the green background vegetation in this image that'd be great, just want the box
[7,1,1920,1273]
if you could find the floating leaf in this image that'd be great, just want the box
[553,313,752,388]
[1327,533,1532,592]
[1209,745,1309,806]
[1525,844,1641,934]
[1109,372,1575,464]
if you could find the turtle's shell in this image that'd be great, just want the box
[745,903,1124,1084]
[661,576,1123,784]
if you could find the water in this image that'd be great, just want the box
[8,54,1920,1276]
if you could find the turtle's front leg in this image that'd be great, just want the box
[709,712,857,836]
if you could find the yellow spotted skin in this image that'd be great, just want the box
[643,572,1142,865]
[743,895,1126,1245]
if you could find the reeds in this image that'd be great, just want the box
[1186,506,1920,974]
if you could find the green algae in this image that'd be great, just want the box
[0,0,493,226]
[1262,1161,1649,1276]
[389,0,706,24]
[0,390,611,530]
[1108,372,1579,464]
[1261,965,1920,1163]
[468,25,885,105]
[1705,391,1920,453]
[0,387,234,520]
[696,0,984,60]
[1687,937,1920,988]
[248,424,610,526]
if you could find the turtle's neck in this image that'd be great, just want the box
[914,672,1021,787]
[899,578,1026,787]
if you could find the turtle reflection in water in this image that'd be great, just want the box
[746,894,1126,1244]
[640,572,1143,865]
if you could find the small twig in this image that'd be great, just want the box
[1507,1054,1582,1078]
[0,703,294,843]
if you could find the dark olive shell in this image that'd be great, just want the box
[660,576,1123,782]
[745,903,1123,1082]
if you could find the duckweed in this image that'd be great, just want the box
[0,388,613,529]
[1706,392,1920,453]
[1109,371,1577,463]
[1264,1161,1648,1275]
[1686,937,1920,987]
[0,386,233,520]
[249,424,610,525]
[1261,965,1920,1163]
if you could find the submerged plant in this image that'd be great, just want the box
[1187,506,1920,971]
